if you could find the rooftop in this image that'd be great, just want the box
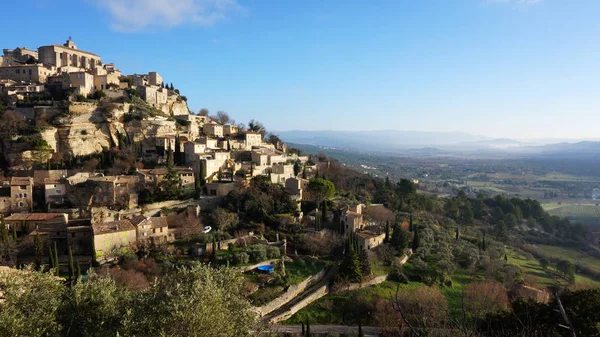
[5,213,66,222]
[92,220,135,235]
[355,230,384,240]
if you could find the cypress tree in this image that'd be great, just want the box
[341,245,362,282]
[321,201,328,224]
[409,214,414,231]
[482,232,487,251]
[76,261,81,284]
[68,247,74,285]
[12,224,17,241]
[359,248,371,277]
[301,322,305,335]
[33,235,43,267]
[174,134,181,165]
[411,228,420,251]
[456,226,459,240]
[48,246,55,269]
[302,165,307,179]
[53,241,59,276]
[504,253,508,263]
[384,220,390,243]
[0,216,9,243]
[306,320,310,336]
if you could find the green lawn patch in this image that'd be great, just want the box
[285,259,327,285]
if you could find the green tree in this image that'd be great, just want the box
[391,223,409,251]
[53,241,59,276]
[494,220,508,241]
[409,214,414,232]
[293,161,301,176]
[33,235,43,266]
[455,226,459,240]
[340,245,362,282]
[307,178,335,224]
[0,216,9,243]
[157,166,183,201]
[67,247,74,285]
[384,220,390,243]
[301,165,307,179]
[556,260,575,282]
[174,134,181,165]
[411,228,420,251]
[359,248,371,277]
[540,258,550,271]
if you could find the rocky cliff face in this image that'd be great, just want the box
[5,96,191,167]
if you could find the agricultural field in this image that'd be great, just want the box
[530,244,600,274]
[506,248,600,289]
[542,203,600,226]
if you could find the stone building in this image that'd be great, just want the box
[10,177,33,213]
[92,220,137,261]
[136,167,195,190]
[130,215,172,246]
[203,121,223,138]
[138,85,167,106]
[205,182,235,197]
[270,164,295,184]
[0,64,53,83]
[244,131,262,148]
[62,71,95,97]
[149,72,162,86]
[44,177,67,206]
[4,212,68,235]
[341,204,365,235]
[38,38,101,70]
[355,230,385,250]
[223,124,239,136]
[2,47,39,66]
[87,175,139,209]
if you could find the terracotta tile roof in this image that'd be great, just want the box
[43,178,63,185]
[10,177,33,185]
[355,230,384,240]
[67,226,92,233]
[5,213,65,221]
[129,215,146,226]
[148,217,168,228]
[92,220,135,235]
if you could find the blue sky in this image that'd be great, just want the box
[6,0,600,139]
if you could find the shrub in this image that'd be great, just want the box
[247,245,267,263]
[233,252,250,265]
[266,246,281,259]
[388,262,409,284]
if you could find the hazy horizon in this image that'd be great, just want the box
[6,0,600,139]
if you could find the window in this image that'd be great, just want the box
[18,202,23,207]
[23,193,27,198]
[143,232,148,237]
[71,233,76,238]
[19,186,26,190]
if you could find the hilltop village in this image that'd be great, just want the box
[0,39,388,266]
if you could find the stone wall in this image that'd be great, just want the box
[268,283,330,324]
[333,275,388,293]
[256,268,327,316]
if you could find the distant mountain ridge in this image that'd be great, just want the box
[277,130,600,157]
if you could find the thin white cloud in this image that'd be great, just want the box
[96,0,241,32]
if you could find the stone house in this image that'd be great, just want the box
[4,212,68,235]
[130,215,172,246]
[203,121,223,138]
[92,220,137,261]
[341,204,365,235]
[270,164,294,184]
[155,134,176,153]
[87,175,139,209]
[148,72,162,86]
[138,85,167,107]
[44,177,67,206]
[198,136,218,149]
[183,141,207,163]
[205,182,235,197]
[10,177,33,213]
[355,230,385,250]
[223,124,238,136]
[62,71,95,97]
[0,64,53,83]
[66,225,94,255]
[136,167,195,190]
[244,131,262,148]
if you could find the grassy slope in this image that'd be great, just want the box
[533,244,600,273]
